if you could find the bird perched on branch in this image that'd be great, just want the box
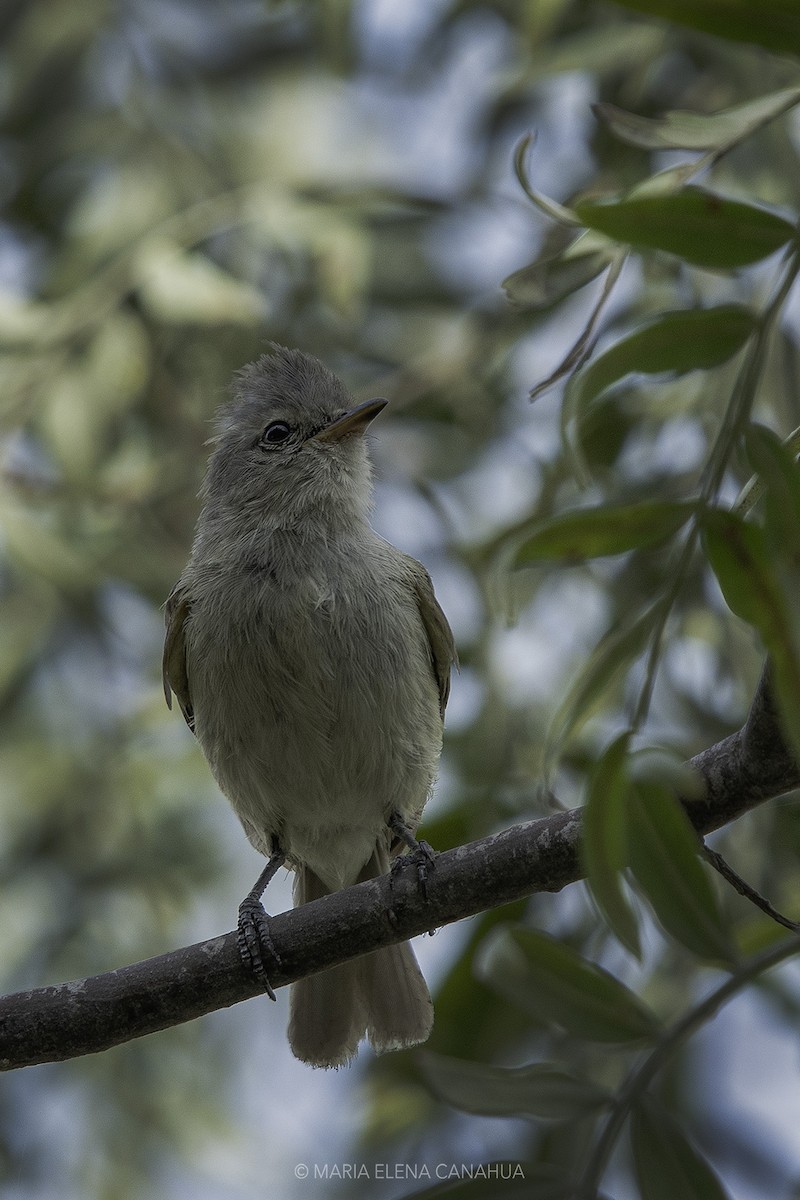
[163,346,456,1068]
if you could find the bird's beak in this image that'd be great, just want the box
[310,398,388,443]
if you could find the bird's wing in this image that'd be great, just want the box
[408,561,458,720]
[163,583,195,733]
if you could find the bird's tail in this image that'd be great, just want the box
[287,843,433,1069]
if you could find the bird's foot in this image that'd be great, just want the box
[236,848,286,1000]
[237,895,281,1000]
[389,812,436,900]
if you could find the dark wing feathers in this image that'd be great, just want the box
[409,563,458,720]
[162,584,195,733]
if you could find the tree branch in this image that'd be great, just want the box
[0,666,796,1072]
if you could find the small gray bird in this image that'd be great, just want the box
[162,346,456,1068]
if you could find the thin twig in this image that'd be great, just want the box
[703,842,800,932]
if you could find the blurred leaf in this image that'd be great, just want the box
[744,423,800,558]
[531,252,626,407]
[513,501,694,563]
[66,163,174,259]
[546,600,664,759]
[418,1051,610,1119]
[5,3,113,99]
[631,1095,731,1200]
[594,87,800,150]
[703,508,789,628]
[135,239,267,325]
[703,507,800,760]
[574,306,756,408]
[312,220,370,317]
[613,0,800,58]
[482,927,660,1042]
[576,390,638,472]
[583,734,641,957]
[0,503,98,594]
[0,293,54,346]
[627,780,735,962]
[0,585,58,703]
[629,159,715,197]
[40,312,149,478]
[520,20,667,82]
[503,239,612,309]
[398,1162,568,1199]
[514,134,581,226]
[426,896,530,1061]
[575,188,795,269]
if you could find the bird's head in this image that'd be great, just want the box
[202,346,386,533]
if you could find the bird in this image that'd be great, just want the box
[162,345,456,1067]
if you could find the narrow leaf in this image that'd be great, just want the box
[594,87,800,151]
[502,248,611,310]
[0,504,98,594]
[514,134,580,226]
[575,188,795,269]
[531,252,626,406]
[745,423,800,558]
[545,600,664,762]
[703,508,788,628]
[583,734,641,957]
[418,1052,610,1119]
[612,0,800,58]
[513,501,694,564]
[135,239,265,325]
[575,306,756,408]
[627,781,735,963]
[632,1095,731,1200]
[629,157,716,197]
[703,507,800,762]
[482,927,660,1043]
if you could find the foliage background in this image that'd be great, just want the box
[1,1,800,1198]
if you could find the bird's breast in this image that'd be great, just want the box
[185,554,442,854]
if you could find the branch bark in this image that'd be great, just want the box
[0,666,795,1072]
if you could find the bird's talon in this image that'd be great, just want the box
[237,896,280,1000]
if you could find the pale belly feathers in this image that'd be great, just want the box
[184,554,442,891]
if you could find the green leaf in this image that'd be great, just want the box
[594,87,800,151]
[545,600,664,762]
[397,1162,569,1200]
[745,423,800,559]
[531,252,627,409]
[629,159,715,198]
[575,188,795,269]
[514,134,580,227]
[0,585,58,702]
[612,0,800,58]
[0,503,99,595]
[422,896,530,1060]
[135,238,266,325]
[703,506,800,762]
[418,1052,610,1120]
[502,247,611,310]
[631,1095,731,1200]
[703,508,787,627]
[482,927,660,1042]
[583,734,641,957]
[513,501,694,564]
[575,306,756,408]
[627,780,735,963]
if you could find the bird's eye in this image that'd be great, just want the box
[260,421,292,447]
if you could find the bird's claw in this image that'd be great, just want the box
[390,833,436,900]
[237,896,281,1000]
